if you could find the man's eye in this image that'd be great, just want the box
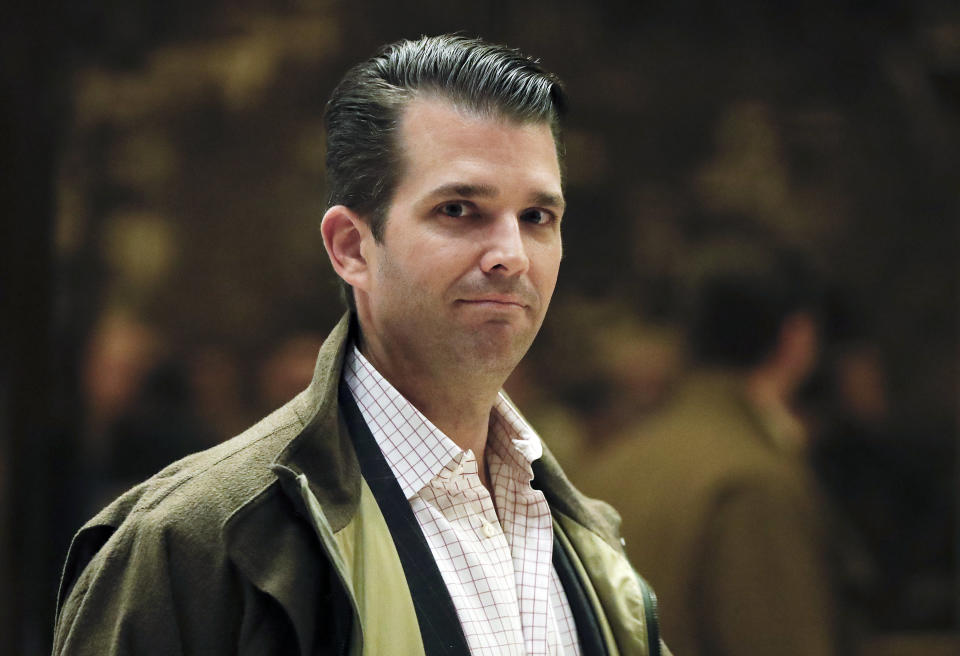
[440,202,468,217]
[520,208,553,225]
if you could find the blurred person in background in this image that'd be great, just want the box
[581,236,840,656]
[81,309,163,463]
[52,35,667,656]
[99,359,214,492]
[807,291,956,636]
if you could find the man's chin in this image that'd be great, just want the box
[456,325,536,367]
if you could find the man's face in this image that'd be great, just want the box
[356,96,564,382]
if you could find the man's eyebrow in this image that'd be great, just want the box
[426,183,565,211]
[426,183,498,200]
[531,191,566,212]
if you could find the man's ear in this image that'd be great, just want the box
[321,205,372,291]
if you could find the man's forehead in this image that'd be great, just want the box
[397,94,558,150]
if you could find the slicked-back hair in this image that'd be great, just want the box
[324,34,567,242]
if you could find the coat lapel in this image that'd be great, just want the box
[223,313,361,655]
[223,312,658,656]
[276,314,363,532]
[338,383,470,655]
[224,479,345,656]
[535,446,660,656]
[224,313,428,656]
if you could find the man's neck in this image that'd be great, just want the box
[745,367,806,450]
[356,339,505,487]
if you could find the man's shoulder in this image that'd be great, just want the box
[53,395,333,655]
[86,396,311,542]
[582,391,810,512]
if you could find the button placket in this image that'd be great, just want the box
[481,519,499,539]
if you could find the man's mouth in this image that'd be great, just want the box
[459,294,528,308]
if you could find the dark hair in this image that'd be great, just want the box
[682,237,824,368]
[323,34,567,310]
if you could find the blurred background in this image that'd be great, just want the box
[1,0,956,654]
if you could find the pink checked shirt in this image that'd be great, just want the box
[344,347,582,656]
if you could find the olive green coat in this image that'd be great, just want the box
[54,315,666,656]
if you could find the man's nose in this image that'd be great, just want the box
[479,214,530,276]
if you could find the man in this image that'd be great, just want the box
[53,35,666,656]
[581,237,839,656]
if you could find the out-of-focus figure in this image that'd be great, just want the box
[581,237,840,656]
[807,292,957,641]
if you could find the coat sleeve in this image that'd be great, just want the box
[52,511,256,656]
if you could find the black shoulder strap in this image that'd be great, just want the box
[552,535,609,656]
[338,382,471,656]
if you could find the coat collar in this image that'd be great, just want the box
[237,309,624,548]
[222,312,360,656]
[272,312,363,532]
[532,446,624,551]
[223,310,629,653]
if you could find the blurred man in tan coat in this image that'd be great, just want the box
[582,238,839,656]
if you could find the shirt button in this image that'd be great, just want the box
[482,520,498,538]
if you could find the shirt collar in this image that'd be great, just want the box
[490,392,543,470]
[344,345,543,498]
